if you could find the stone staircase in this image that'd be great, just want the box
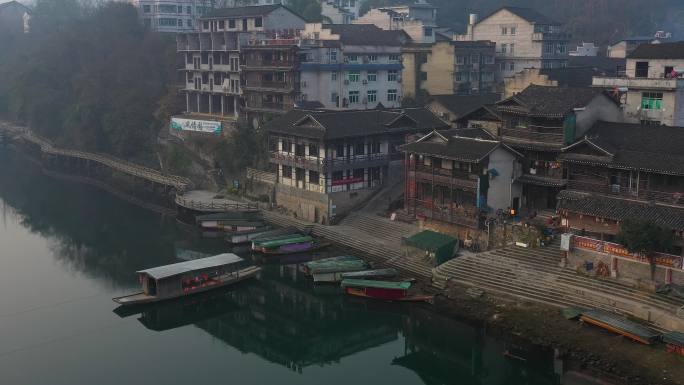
[433,240,684,331]
[261,210,430,279]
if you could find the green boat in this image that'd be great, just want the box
[251,234,306,250]
[256,235,314,250]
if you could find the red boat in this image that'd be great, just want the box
[340,279,433,302]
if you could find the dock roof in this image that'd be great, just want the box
[138,253,243,280]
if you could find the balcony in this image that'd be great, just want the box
[592,76,684,91]
[243,81,296,92]
[532,32,571,41]
[269,152,389,171]
[412,166,478,191]
[246,102,291,113]
[243,60,297,69]
[567,179,684,206]
[501,127,565,148]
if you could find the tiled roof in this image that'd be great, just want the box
[324,24,408,46]
[441,127,495,140]
[567,56,625,76]
[561,121,684,176]
[430,93,500,120]
[557,190,684,230]
[264,107,448,140]
[497,85,610,117]
[480,6,558,25]
[0,1,29,12]
[400,131,509,163]
[628,42,684,60]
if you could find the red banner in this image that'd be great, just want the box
[573,236,683,269]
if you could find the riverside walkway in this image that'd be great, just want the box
[0,122,192,192]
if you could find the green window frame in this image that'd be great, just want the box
[641,92,663,110]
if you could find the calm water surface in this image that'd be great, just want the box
[0,149,578,385]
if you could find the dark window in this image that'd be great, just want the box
[255,17,263,28]
[309,171,320,185]
[143,5,151,13]
[218,20,225,29]
[635,61,649,78]
[308,144,318,157]
[201,52,208,64]
[336,144,345,157]
[420,71,428,81]
[354,142,365,155]
[353,168,364,179]
[296,168,305,181]
[203,21,209,30]
[186,6,192,14]
[371,142,381,153]
[229,19,236,28]
[186,53,192,64]
[433,158,442,169]
[295,144,305,156]
[332,171,344,180]
[213,73,221,85]
[242,19,248,31]
[201,73,209,84]
[665,66,675,78]
[282,165,292,178]
[282,140,292,153]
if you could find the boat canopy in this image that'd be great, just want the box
[664,331,684,346]
[137,253,243,280]
[581,310,660,341]
[341,279,411,290]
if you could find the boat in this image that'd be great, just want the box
[301,255,363,272]
[340,279,433,302]
[579,310,660,345]
[254,235,330,255]
[261,240,330,255]
[251,233,307,251]
[663,331,684,356]
[112,253,260,306]
[340,269,398,280]
[225,226,273,244]
[195,212,264,232]
[307,257,371,283]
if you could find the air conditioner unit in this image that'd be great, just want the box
[611,184,621,193]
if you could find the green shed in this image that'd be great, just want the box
[404,230,459,266]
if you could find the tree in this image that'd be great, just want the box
[615,219,674,280]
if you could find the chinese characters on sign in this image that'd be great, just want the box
[573,236,683,269]
[170,118,222,134]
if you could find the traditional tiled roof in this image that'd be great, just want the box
[323,24,409,46]
[400,131,519,163]
[557,190,684,230]
[264,107,448,140]
[629,42,684,60]
[441,127,495,140]
[496,85,611,117]
[0,1,30,12]
[430,93,500,121]
[479,6,559,25]
[561,121,684,176]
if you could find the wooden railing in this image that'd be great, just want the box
[270,152,389,170]
[0,123,193,192]
[412,170,478,191]
[246,167,276,184]
[567,179,684,206]
[501,128,564,145]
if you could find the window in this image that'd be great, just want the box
[348,71,360,82]
[641,92,663,110]
[349,90,360,103]
[353,168,364,179]
[354,142,365,155]
[309,144,318,157]
[387,89,397,102]
[331,71,337,81]
[230,57,239,71]
[423,27,432,36]
[510,26,516,35]
[389,54,401,62]
[187,19,193,27]
[331,92,339,104]
[482,72,494,81]
[255,17,262,27]
[501,43,507,54]
[544,42,554,55]
[213,73,222,85]
[499,62,506,71]
[557,43,566,54]
[367,90,377,103]
[282,165,292,178]
[371,142,381,154]
[420,72,427,81]
[332,171,344,181]
[159,18,178,26]
[508,62,515,71]
[635,61,649,78]
[330,49,337,62]
[229,19,236,28]
[203,21,209,30]
[143,18,151,27]
[218,20,225,29]
[159,4,177,13]
[455,72,469,81]
[309,171,320,185]
[336,144,345,158]
[295,144,305,157]
[143,4,151,13]
[367,71,377,82]
[484,55,494,64]
[387,70,398,81]
[501,26,508,35]
[509,43,515,55]
[347,55,358,63]
[367,55,378,63]
[186,6,192,14]
[456,56,465,65]
[282,139,292,153]
[178,19,183,27]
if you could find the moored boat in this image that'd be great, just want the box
[663,331,684,356]
[579,310,660,345]
[226,226,273,244]
[340,268,398,280]
[340,279,433,302]
[112,253,260,306]
[251,233,307,251]
[308,258,371,283]
[196,212,264,232]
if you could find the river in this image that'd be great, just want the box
[0,148,597,385]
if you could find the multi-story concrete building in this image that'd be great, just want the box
[495,85,622,211]
[607,36,656,59]
[0,1,30,35]
[265,107,447,223]
[174,4,305,133]
[456,7,570,80]
[354,0,437,44]
[402,129,522,230]
[132,0,210,32]
[324,0,360,19]
[592,42,684,127]
[320,1,354,24]
[242,37,300,121]
[298,23,409,110]
[402,39,497,98]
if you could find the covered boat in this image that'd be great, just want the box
[226,226,273,244]
[340,268,398,280]
[255,235,328,255]
[579,310,660,345]
[112,253,260,306]
[663,331,684,356]
[196,212,264,232]
[340,279,433,302]
[303,256,371,283]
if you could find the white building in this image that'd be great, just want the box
[456,7,569,80]
[298,23,409,110]
[131,0,211,32]
[354,0,437,43]
[321,1,354,24]
[569,42,598,57]
[324,0,360,19]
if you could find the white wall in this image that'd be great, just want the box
[486,147,519,211]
